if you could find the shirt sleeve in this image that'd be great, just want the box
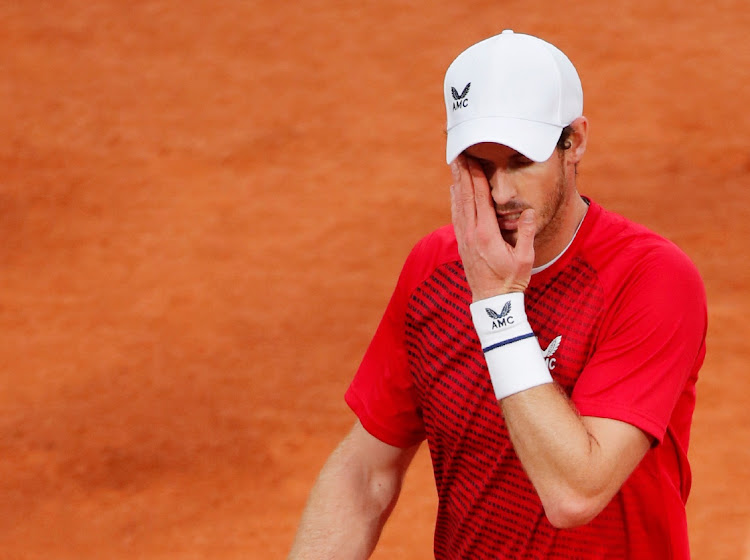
[344,238,434,448]
[571,244,707,444]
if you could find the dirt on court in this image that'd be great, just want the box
[0,1,748,559]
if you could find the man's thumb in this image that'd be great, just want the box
[515,209,536,257]
[520,209,536,233]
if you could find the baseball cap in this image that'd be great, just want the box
[444,30,583,164]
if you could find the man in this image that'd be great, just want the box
[288,30,707,559]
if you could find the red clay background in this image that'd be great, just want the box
[1,2,748,559]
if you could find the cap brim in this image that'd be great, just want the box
[446,117,563,164]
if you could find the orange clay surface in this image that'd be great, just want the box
[0,2,748,559]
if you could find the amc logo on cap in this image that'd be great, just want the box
[451,82,471,110]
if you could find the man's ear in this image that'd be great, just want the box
[566,116,588,165]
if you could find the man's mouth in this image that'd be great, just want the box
[497,212,522,230]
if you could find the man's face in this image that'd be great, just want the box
[462,142,570,250]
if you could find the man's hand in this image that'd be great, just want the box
[450,155,536,300]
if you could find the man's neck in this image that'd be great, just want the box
[533,193,589,270]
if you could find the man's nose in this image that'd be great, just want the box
[488,169,517,206]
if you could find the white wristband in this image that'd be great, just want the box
[469,293,553,400]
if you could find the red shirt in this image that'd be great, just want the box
[346,200,707,559]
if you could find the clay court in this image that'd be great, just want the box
[0,1,748,558]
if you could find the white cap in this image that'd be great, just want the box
[444,30,583,164]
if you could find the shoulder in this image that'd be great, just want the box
[410,224,458,257]
[582,201,705,295]
[577,202,707,337]
[398,224,460,288]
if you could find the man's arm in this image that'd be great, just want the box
[288,420,420,559]
[501,384,650,528]
[449,151,650,529]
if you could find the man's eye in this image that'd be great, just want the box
[479,160,494,175]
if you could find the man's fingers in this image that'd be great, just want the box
[450,182,463,239]
[453,154,535,296]
[514,209,537,266]
[450,155,476,234]
[466,157,495,227]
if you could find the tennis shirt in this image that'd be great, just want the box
[345,199,707,559]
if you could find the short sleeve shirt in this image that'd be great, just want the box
[345,200,707,559]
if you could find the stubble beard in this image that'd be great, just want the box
[499,158,569,249]
[532,162,569,252]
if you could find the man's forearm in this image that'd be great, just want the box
[500,383,649,528]
[501,383,602,525]
[463,286,650,528]
[288,425,415,560]
[288,458,393,559]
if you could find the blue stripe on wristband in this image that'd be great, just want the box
[482,332,535,353]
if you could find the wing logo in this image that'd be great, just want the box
[542,335,562,371]
[485,301,513,329]
[451,82,471,110]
